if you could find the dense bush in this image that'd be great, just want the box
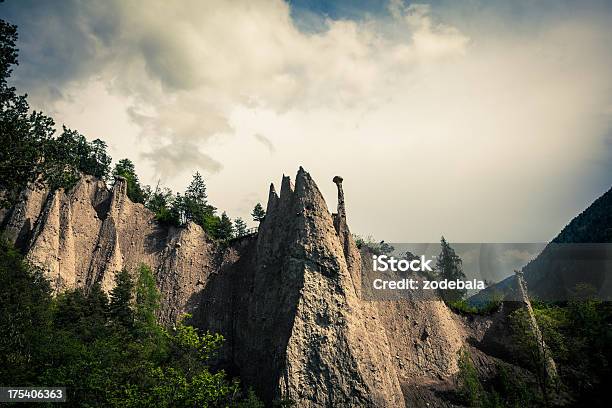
[448,297,501,316]
[456,348,541,408]
[353,234,394,255]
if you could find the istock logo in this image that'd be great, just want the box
[372,255,434,272]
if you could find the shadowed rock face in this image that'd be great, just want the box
[2,168,480,407]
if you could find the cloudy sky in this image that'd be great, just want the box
[2,0,611,242]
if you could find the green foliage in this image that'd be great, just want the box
[0,20,113,206]
[146,172,238,241]
[449,297,501,316]
[0,238,53,384]
[182,172,218,227]
[151,172,228,239]
[216,212,234,240]
[236,389,266,408]
[503,292,612,406]
[135,264,160,327]
[109,269,135,328]
[457,349,485,406]
[0,19,55,207]
[45,127,112,189]
[185,171,208,205]
[234,217,248,237]
[0,19,18,81]
[436,236,466,303]
[88,138,112,180]
[353,234,394,255]
[113,158,148,204]
[146,185,177,224]
[251,203,266,223]
[0,240,262,406]
[456,349,540,408]
[53,283,109,342]
[528,292,612,406]
[509,306,559,405]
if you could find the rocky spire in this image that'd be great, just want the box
[333,175,345,220]
[514,270,559,382]
[112,175,128,206]
[265,183,279,215]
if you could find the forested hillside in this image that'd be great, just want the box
[0,238,262,406]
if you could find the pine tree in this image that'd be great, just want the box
[109,269,134,328]
[169,193,187,226]
[216,212,234,240]
[89,139,112,180]
[251,203,266,223]
[87,283,109,337]
[0,239,53,384]
[135,264,160,327]
[436,236,466,303]
[185,171,207,206]
[234,217,247,237]
[184,172,217,230]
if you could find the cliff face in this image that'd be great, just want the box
[1,175,218,323]
[2,168,480,407]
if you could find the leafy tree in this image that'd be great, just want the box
[0,19,18,80]
[251,203,266,223]
[0,19,55,207]
[216,212,234,240]
[113,158,147,204]
[0,238,53,385]
[109,269,134,328]
[234,217,248,237]
[146,184,175,223]
[45,127,112,189]
[0,20,114,205]
[135,264,160,327]
[87,138,112,180]
[169,193,187,226]
[53,284,108,342]
[436,236,466,303]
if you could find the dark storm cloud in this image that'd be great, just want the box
[2,0,120,97]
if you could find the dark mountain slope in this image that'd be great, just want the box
[472,186,612,303]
